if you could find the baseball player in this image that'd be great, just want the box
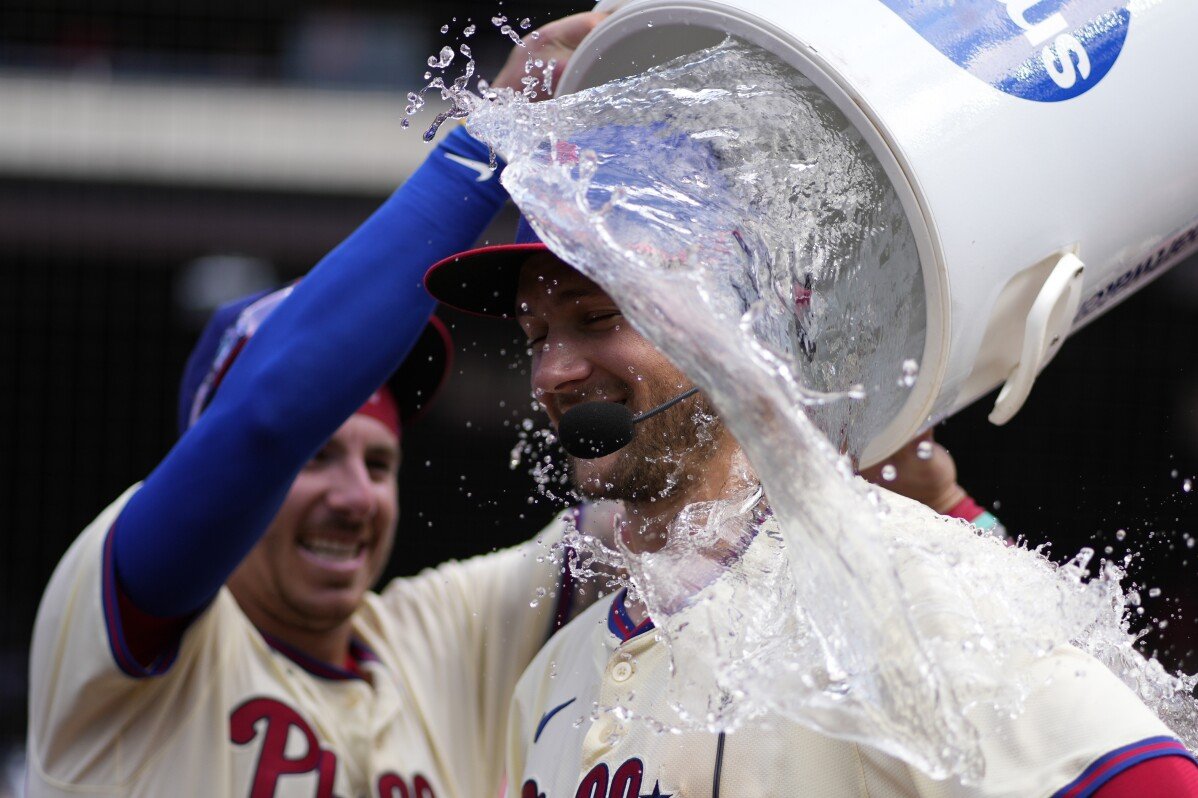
[25,14,609,798]
[424,217,1198,795]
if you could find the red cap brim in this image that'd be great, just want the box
[424,243,550,319]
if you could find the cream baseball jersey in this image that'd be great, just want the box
[506,496,1190,798]
[28,486,574,798]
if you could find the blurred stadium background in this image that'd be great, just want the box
[1,2,1195,794]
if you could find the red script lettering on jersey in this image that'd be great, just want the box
[230,697,339,798]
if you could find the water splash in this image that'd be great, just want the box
[404,15,563,139]
[465,38,1198,779]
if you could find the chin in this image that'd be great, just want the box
[289,585,368,628]
[569,454,621,498]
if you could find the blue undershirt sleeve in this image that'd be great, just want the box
[114,126,507,619]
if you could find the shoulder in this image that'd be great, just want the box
[377,507,577,609]
[935,644,1180,796]
[517,591,612,694]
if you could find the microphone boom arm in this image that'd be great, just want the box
[633,386,699,424]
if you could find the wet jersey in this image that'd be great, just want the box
[506,495,1191,798]
[28,486,573,798]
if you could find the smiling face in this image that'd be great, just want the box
[516,253,727,505]
[226,413,399,634]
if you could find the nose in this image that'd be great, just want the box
[325,459,377,521]
[531,336,593,407]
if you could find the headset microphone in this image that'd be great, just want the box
[558,387,700,459]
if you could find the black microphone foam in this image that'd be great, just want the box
[558,402,635,459]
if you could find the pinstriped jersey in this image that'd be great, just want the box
[28,485,572,798]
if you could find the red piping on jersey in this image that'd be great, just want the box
[608,589,655,643]
[1052,736,1197,798]
[1090,754,1198,797]
[259,630,378,682]
[103,523,183,678]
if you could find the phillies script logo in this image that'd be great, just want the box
[230,698,436,797]
[879,0,1130,102]
[523,758,673,798]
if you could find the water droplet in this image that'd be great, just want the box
[404,90,426,117]
[898,359,919,388]
[1148,587,1161,598]
[440,24,449,34]
[519,17,532,29]
[500,24,521,44]
[1115,529,1126,541]
[464,23,476,36]
[915,441,933,460]
[1070,547,1094,572]
[881,464,897,482]
[1184,478,1193,493]
[428,46,455,69]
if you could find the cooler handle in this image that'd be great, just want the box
[989,252,1085,425]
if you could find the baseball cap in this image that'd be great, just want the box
[424,216,549,319]
[177,283,452,436]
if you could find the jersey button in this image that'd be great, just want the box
[610,661,634,682]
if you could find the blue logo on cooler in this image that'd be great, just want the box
[879,0,1130,102]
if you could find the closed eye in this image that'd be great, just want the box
[586,311,621,325]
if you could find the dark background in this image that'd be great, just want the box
[1,1,1196,789]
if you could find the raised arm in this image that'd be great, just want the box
[859,431,1004,534]
[114,127,507,621]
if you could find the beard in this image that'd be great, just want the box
[568,380,725,504]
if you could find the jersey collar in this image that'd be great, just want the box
[605,495,771,644]
[607,588,656,643]
[259,630,379,682]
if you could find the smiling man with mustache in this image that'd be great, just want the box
[25,14,608,798]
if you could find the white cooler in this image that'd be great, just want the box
[557,0,1198,465]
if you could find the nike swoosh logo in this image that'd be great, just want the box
[444,152,494,182]
[534,697,576,743]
